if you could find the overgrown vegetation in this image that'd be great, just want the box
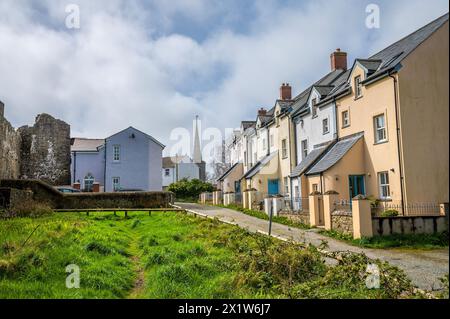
[320,229,449,250]
[218,204,310,230]
[1,201,54,219]
[0,211,437,299]
[168,178,214,201]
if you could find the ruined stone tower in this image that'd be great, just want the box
[18,113,71,185]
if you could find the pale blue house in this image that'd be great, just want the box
[71,127,165,192]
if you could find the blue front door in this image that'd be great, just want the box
[268,179,279,195]
[235,181,241,194]
[349,175,366,200]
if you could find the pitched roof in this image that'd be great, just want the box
[106,126,165,149]
[367,13,448,80]
[162,156,191,168]
[242,151,278,180]
[306,133,364,175]
[217,163,240,182]
[241,121,256,130]
[290,142,332,177]
[71,138,105,152]
[291,69,346,116]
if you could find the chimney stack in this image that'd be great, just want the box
[280,83,292,100]
[330,48,347,71]
[0,100,4,118]
[258,108,267,116]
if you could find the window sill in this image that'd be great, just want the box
[354,96,363,101]
[374,140,389,146]
[323,131,330,135]
[312,115,318,119]
[342,124,350,129]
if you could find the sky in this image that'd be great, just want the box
[0,0,448,160]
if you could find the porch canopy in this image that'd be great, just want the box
[242,151,279,180]
[306,132,364,175]
[290,142,332,178]
[217,162,240,182]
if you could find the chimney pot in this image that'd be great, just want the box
[258,108,267,116]
[330,49,348,71]
[280,83,292,100]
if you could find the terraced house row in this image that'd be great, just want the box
[211,13,449,235]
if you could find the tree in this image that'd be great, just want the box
[168,178,215,200]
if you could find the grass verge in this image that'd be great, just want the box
[217,204,310,230]
[0,211,441,299]
[319,229,449,250]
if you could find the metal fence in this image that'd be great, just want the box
[371,201,443,217]
[333,199,352,213]
[291,197,310,213]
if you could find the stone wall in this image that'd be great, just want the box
[18,114,71,185]
[0,101,21,180]
[372,215,448,236]
[279,211,310,226]
[0,180,174,209]
[331,211,353,235]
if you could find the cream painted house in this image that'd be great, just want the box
[304,13,449,216]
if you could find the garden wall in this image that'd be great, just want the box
[0,180,174,209]
[372,215,448,236]
[279,211,310,226]
[331,211,353,235]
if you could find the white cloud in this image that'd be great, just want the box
[0,0,448,160]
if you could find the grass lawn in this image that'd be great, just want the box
[0,211,439,299]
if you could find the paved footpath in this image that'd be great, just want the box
[175,202,449,291]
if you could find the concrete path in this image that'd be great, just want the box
[175,202,449,291]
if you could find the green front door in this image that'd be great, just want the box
[349,175,366,200]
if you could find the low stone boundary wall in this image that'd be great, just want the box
[0,179,174,209]
[331,211,353,235]
[279,211,310,226]
[372,215,448,236]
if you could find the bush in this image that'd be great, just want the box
[168,178,214,200]
[3,202,53,218]
[381,209,399,217]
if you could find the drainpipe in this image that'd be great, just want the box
[103,142,107,192]
[389,73,406,214]
[73,152,77,184]
[320,172,325,194]
[293,116,299,166]
[266,128,270,156]
[333,97,339,140]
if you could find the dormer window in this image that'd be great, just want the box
[355,75,362,98]
[311,98,318,117]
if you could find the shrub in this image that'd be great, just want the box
[4,202,53,218]
[381,209,399,217]
[168,178,214,200]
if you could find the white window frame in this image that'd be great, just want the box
[355,76,362,98]
[301,140,308,160]
[284,177,289,195]
[342,110,350,127]
[113,145,121,162]
[281,139,287,159]
[378,172,391,199]
[112,177,121,192]
[374,114,387,144]
[84,174,94,192]
[322,118,329,134]
[311,98,318,117]
[164,169,170,177]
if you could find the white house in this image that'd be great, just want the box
[290,50,350,209]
